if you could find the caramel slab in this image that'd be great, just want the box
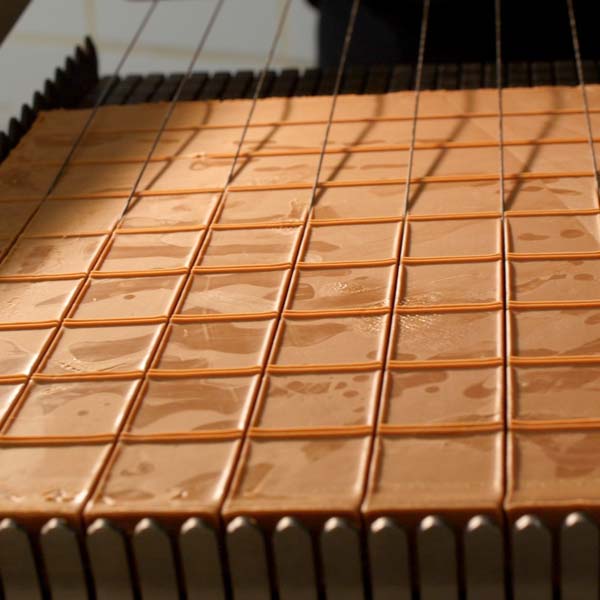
[0,444,110,526]
[156,320,276,371]
[129,376,258,435]
[199,228,299,268]
[86,440,240,527]
[0,279,82,324]
[0,236,106,277]
[6,380,139,437]
[120,193,218,231]
[511,259,600,302]
[178,270,287,316]
[254,372,379,429]
[97,231,202,273]
[384,368,502,427]
[71,275,184,320]
[393,311,502,362]
[40,324,163,376]
[218,189,311,225]
[274,315,387,366]
[401,261,500,306]
[363,432,503,519]
[289,265,394,311]
[302,222,400,264]
[224,436,371,522]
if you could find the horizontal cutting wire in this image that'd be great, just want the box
[120,0,226,216]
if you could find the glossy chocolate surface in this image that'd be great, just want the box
[1,86,600,529]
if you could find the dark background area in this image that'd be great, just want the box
[311,0,600,67]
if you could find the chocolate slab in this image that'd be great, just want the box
[408,180,501,216]
[40,324,163,377]
[407,218,500,258]
[6,380,139,437]
[501,113,588,141]
[149,157,234,193]
[129,376,258,435]
[50,161,168,198]
[0,327,55,378]
[506,142,595,175]
[0,156,61,200]
[0,235,105,277]
[71,275,184,321]
[506,430,600,517]
[384,368,502,427]
[508,214,600,254]
[86,440,241,529]
[302,222,400,264]
[179,270,288,316]
[0,200,40,238]
[289,265,394,311]
[510,259,600,302]
[119,193,218,231]
[512,308,600,358]
[4,85,600,549]
[0,279,82,324]
[23,198,126,237]
[199,227,299,268]
[412,146,508,179]
[224,436,371,524]
[14,129,194,163]
[156,320,275,372]
[0,443,110,526]
[274,315,387,367]
[363,432,503,520]
[393,311,502,362]
[511,365,600,422]
[97,231,202,274]
[253,372,379,430]
[504,177,598,212]
[311,184,405,220]
[401,261,501,306]
[218,189,310,225]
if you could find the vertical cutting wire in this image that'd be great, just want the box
[379,0,431,356]
[359,0,431,506]
[235,0,363,445]
[46,0,160,199]
[566,0,600,202]
[306,0,362,211]
[120,0,227,217]
[495,0,505,218]
[221,0,294,190]
[495,0,510,501]
[400,0,431,221]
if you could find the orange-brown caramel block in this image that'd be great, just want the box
[71,275,184,321]
[363,432,503,524]
[253,371,379,430]
[86,439,241,531]
[383,368,502,428]
[0,443,111,529]
[39,324,163,378]
[128,376,258,435]
[506,430,600,521]
[155,320,276,373]
[5,380,139,437]
[224,435,371,528]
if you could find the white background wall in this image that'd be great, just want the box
[0,0,319,131]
